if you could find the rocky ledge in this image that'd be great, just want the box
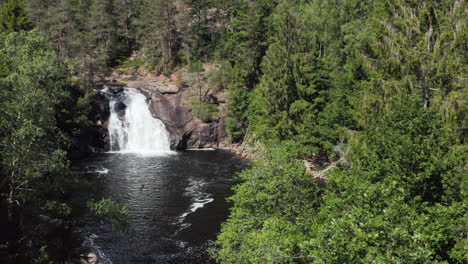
[102,64,229,150]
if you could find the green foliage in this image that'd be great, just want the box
[0,0,33,33]
[220,0,276,142]
[207,61,232,91]
[116,58,145,74]
[32,246,53,264]
[215,95,467,263]
[88,198,129,228]
[347,0,467,136]
[212,143,322,263]
[0,29,114,263]
[301,95,466,263]
[0,29,72,262]
[215,1,466,261]
[188,59,204,73]
[250,0,331,148]
[226,62,254,142]
[57,92,94,137]
[137,0,177,75]
[192,99,219,122]
[87,0,119,70]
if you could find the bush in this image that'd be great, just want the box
[207,61,232,91]
[188,60,204,73]
[116,58,145,74]
[192,99,219,122]
[212,144,322,263]
[88,198,129,228]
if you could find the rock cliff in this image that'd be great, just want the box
[98,64,229,150]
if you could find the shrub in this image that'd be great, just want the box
[207,61,232,91]
[188,60,204,73]
[192,99,219,122]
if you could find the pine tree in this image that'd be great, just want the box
[45,0,77,57]
[251,0,328,142]
[223,0,277,142]
[88,0,119,69]
[351,0,467,140]
[0,0,33,33]
[138,0,177,75]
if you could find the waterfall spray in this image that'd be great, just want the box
[108,88,171,153]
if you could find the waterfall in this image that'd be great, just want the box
[108,88,171,153]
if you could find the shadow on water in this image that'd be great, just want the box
[73,149,247,264]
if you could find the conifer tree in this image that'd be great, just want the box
[0,0,32,33]
[88,0,119,69]
[223,0,277,142]
[352,0,467,139]
[251,0,328,142]
[46,0,77,57]
[139,0,177,75]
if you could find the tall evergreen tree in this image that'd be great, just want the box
[45,0,77,57]
[351,0,467,140]
[138,0,177,75]
[222,0,277,141]
[250,0,329,144]
[88,0,119,69]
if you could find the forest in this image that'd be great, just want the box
[0,0,466,263]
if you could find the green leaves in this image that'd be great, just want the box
[87,198,129,228]
[213,144,322,263]
[300,94,466,263]
[191,99,219,122]
[216,92,466,263]
[0,29,81,262]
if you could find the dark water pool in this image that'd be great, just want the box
[74,149,247,264]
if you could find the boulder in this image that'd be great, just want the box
[180,72,198,82]
[160,84,179,94]
[147,82,179,94]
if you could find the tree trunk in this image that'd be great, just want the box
[8,170,15,223]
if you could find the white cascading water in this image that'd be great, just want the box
[108,88,171,153]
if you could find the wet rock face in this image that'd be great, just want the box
[90,84,227,151]
[90,65,229,151]
[147,91,227,150]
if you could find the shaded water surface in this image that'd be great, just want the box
[74,149,247,264]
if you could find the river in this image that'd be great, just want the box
[74,149,246,263]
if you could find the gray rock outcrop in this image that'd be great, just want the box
[143,89,227,150]
[92,66,229,151]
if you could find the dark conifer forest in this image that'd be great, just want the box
[0,0,466,263]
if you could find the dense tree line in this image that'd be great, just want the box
[0,1,128,263]
[0,0,258,81]
[213,0,467,263]
[0,0,466,263]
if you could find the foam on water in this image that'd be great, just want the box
[82,234,113,264]
[176,178,214,231]
[74,166,109,176]
[186,148,216,151]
